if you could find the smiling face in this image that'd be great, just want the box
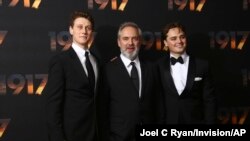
[164,27,187,57]
[69,17,93,49]
[117,26,141,60]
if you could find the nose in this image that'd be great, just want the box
[177,37,182,42]
[128,38,134,45]
[82,27,87,34]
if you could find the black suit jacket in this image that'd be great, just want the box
[43,47,100,141]
[98,56,163,141]
[157,53,217,124]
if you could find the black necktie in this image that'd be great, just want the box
[85,51,95,91]
[130,62,139,92]
[170,56,184,65]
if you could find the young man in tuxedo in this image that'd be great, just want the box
[43,11,99,141]
[157,22,217,124]
[98,22,163,141]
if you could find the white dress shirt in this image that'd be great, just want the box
[170,52,189,95]
[72,43,98,88]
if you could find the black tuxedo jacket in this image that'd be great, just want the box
[157,53,217,124]
[98,56,163,141]
[43,47,100,141]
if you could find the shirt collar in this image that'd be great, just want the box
[120,54,139,68]
[170,52,188,63]
[72,42,89,56]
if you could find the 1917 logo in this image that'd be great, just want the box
[88,0,128,11]
[0,0,41,9]
[0,119,10,139]
[0,31,8,46]
[168,0,206,12]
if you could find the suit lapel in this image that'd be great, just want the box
[68,47,89,80]
[90,50,100,87]
[162,55,180,95]
[116,57,140,100]
[182,56,195,95]
[139,60,146,99]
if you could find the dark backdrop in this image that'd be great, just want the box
[0,0,250,141]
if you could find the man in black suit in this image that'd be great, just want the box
[98,22,163,141]
[43,11,99,141]
[157,22,217,124]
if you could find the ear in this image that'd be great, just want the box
[163,39,168,47]
[117,38,121,48]
[69,26,73,35]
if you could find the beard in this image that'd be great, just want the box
[120,47,140,61]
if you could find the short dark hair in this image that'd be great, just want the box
[69,11,94,30]
[162,22,186,39]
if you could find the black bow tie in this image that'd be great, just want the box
[170,57,184,65]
